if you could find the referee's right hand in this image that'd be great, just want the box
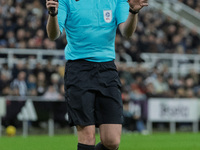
[46,0,60,40]
[46,0,59,13]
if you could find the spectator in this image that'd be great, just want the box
[122,92,148,134]
[152,73,169,96]
[0,72,11,95]
[50,73,61,92]
[44,60,56,83]
[27,73,37,95]
[11,61,27,80]
[145,82,157,98]
[10,71,27,96]
[1,85,12,96]
[43,85,62,101]
[32,63,43,77]
[176,87,186,98]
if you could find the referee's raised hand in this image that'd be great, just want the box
[46,0,59,16]
[128,0,148,12]
[46,0,60,40]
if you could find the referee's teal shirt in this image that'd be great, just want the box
[58,0,129,62]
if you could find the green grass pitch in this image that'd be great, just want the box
[0,133,200,150]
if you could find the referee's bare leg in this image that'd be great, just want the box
[77,124,121,150]
[97,124,122,150]
[77,125,96,150]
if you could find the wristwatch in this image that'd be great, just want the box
[48,10,58,17]
[129,8,139,14]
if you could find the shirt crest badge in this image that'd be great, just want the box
[103,10,112,23]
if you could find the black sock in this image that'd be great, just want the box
[78,143,95,150]
[95,142,109,150]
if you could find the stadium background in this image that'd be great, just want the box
[0,0,200,149]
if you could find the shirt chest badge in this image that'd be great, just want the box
[103,10,112,23]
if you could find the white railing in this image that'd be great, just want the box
[1,49,200,79]
[141,53,200,79]
[150,0,200,34]
[151,0,200,19]
[0,48,65,68]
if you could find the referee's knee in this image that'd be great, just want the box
[79,133,96,145]
[101,137,120,150]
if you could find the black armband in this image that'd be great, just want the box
[129,8,139,14]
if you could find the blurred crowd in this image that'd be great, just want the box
[0,0,200,62]
[0,0,67,50]
[179,0,200,12]
[118,63,200,101]
[1,59,200,100]
[0,60,65,100]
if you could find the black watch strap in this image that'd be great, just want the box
[48,10,58,17]
[129,8,139,14]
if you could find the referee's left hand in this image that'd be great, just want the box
[128,0,148,12]
[46,0,59,13]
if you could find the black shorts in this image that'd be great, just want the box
[64,59,123,127]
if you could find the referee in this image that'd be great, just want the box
[46,0,148,150]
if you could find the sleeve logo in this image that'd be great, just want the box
[103,10,112,23]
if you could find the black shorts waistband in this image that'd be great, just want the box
[67,59,114,65]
